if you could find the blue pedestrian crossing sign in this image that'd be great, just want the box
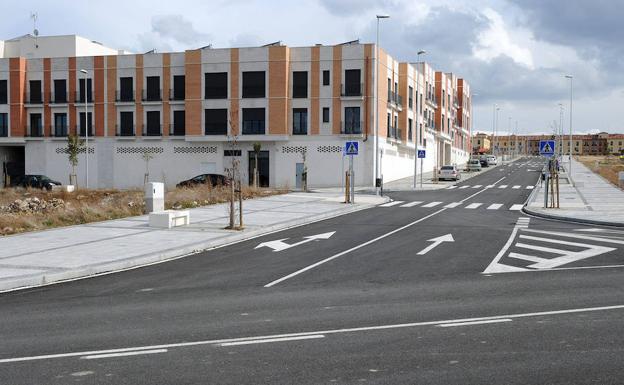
[345,141,359,155]
[539,140,556,157]
[417,149,426,159]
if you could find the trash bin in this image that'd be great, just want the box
[145,182,164,213]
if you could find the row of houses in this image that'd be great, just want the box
[473,132,624,156]
[0,34,472,189]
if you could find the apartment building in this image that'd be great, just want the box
[477,133,619,156]
[0,34,472,189]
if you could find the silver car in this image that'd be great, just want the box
[438,165,461,181]
[468,159,482,171]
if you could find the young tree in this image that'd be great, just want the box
[142,151,154,185]
[225,109,243,229]
[252,142,262,188]
[66,133,85,187]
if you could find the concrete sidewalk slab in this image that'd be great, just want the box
[524,157,624,226]
[0,191,388,292]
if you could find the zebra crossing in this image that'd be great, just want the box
[445,184,535,190]
[379,200,525,211]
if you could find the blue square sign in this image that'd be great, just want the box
[539,140,556,157]
[417,149,426,159]
[345,141,359,155]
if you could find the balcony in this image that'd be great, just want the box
[242,120,265,135]
[169,88,185,101]
[341,121,363,135]
[26,92,43,105]
[425,94,438,108]
[341,83,363,97]
[169,123,185,136]
[49,92,68,104]
[387,91,403,110]
[142,89,162,102]
[0,126,7,137]
[75,91,94,104]
[115,124,135,137]
[52,126,68,137]
[143,124,162,136]
[26,126,44,137]
[387,126,402,141]
[116,90,135,103]
[77,126,94,137]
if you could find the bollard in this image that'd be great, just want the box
[145,182,164,213]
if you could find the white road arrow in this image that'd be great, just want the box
[254,231,336,252]
[417,234,454,255]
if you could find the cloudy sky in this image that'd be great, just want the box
[2,0,623,134]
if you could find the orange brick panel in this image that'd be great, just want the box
[184,50,202,136]
[94,56,105,136]
[332,46,341,135]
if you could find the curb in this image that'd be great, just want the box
[0,196,389,293]
[522,206,624,228]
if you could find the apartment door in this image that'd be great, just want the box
[248,151,269,187]
[295,162,304,189]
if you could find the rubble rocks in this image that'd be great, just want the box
[1,197,66,214]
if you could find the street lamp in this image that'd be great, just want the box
[413,49,426,189]
[80,69,89,189]
[374,14,389,195]
[565,75,573,181]
[558,103,564,158]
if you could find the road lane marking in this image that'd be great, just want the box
[401,201,422,207]
[416,234,454,255]
[521,229,624,245]
[459,186,470,189]
[447,186,458,189]
[444,202,462,208]
[487,204,503,210]
[81,349,167,360]
[512,185,521,189]
[498,185,508,189]
[509,204,523,211]
[422,201,442,208]
[465,203,483,209]
[483,217,530,274]
[472,185,482,189]
[2,304,623,364]
[437,319,512,328]
[265,177,507,287]
[486,184,495,188]
[526,185,534,190]
[219,335,325,347]
[380,201,404,207]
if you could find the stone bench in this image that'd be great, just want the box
[149,210,190,229]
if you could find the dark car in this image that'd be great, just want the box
[10,175,62,190]
[479,155,490,167]
[176,174,230,188]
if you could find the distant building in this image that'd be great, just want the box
[476,132,618,156]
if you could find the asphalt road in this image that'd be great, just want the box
[1,157,623,384]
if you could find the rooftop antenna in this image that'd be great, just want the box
[30,12,39,48]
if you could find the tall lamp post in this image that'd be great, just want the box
[558,103,564,158]
[565,75,573,181]
[413,50,425,189]
[374,15,390,195]
[80,69,89,189]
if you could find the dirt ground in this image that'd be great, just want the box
[0,185,286,236]
[577,155,624,188]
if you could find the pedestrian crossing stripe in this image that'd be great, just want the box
[512,185,521,189]
[498,185,508,189]
[526,186,534,190]
[379,202,523,211]
[380,201,404,207]
[465,203,482,209]
[445,202,462,208]
[400,201,422,207]
[487,204,503,210]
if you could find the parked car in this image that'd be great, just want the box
[479,155,490,167]
[438,165,461,181]
[467,159,482,172]
[487,155,498,165]
[176,174,230,188]
[10,175,62,190]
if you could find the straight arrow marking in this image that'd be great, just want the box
[417,234,454,255]
[255,232,336,252]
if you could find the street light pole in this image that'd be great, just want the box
[375,15,389,195]
[80,69,89,189]
[565,75,573,181]
[413,50,425,189]
[492,103,496,156]
[558,103,564,158]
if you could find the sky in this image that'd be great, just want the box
[2,0,623,135]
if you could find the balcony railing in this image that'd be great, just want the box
[169,123,185,136]
[0,126,8,137]
[169,88,185,101]
[75,91,94,104]
[27,126,44,137]
[49,92,68,104]
[142,89,162,102]
[205,123,228,136]
[53,126,68,137]
[143,124,162,136]
[387,91,403,107]
[116,90,135,102]
[115,124,135,136]
[387,126,401,140]
[341,121,363,135]
[77,126,94,137]
[242,120,265,135]
[341,83,363,97]
[26,92,43,104]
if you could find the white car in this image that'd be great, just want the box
[438,165,461,181]
[487,155,498,165]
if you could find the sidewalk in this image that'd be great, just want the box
[524,157,624,226]
[0,191,388,292]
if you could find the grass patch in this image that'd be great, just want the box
[577,155,624,188]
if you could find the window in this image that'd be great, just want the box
[419,124,423,145]
[145,111,160,136]
[408,118,413,141]
[54,113,68,137]
[0,113,7,137]
[322,107,330,123]
[242,71,265,98]
[29,80,42,103]
[172,110,185,136]
[242,108,265,134]
[343,69,361,96]
[79,78,93,103]
[119,77,133,101]
[344,107,360,134]
[386,113,391,137]
[0,80,6,104]
[408,86,413,109]
[292,71,308,98]
[145,76,161,101]
[53,79,67,103]
[205,72,228,99]
[172,75,185,100]
[293,108,308,135]
[119,111,134,136]
[79,112,93,136]
[205,109,228,135]
[322,70,330,86]
[29,113,42,137]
